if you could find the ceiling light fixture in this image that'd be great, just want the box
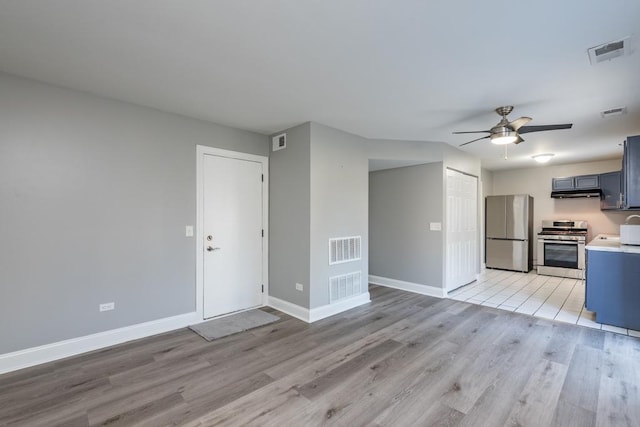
[532,153,554,163]
[490,130,518,145]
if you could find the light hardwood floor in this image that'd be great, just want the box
[1,285,639,426]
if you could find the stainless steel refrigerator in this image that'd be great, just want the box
[485,195,534,272]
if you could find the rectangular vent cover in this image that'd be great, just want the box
[329,236,361,265]
[588,37,631,64]
[600,106,627,118]
[329,271,361,303]
[272,133,286,151]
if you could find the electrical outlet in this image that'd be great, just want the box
[185,225,194,237]
[295,283,304,291]
[99,302,115,312]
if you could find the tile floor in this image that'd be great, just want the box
[449,268,640,337]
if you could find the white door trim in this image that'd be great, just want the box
[196,145,269,321]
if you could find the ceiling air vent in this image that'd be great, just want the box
[588,36,631,65]
[600,106,628,118]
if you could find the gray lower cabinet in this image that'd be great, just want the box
[586,249,640,330]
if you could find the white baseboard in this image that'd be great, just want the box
[309,293,370,322]
[266,296,311,322]
[267,292,371,323]
[0,312,199,375]
[369,275,446,298]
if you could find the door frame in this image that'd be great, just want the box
[195,145,269,321]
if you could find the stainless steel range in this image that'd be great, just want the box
[537,220,588,279]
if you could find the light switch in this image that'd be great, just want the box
[185,225,194,237]
[429,222,442,231]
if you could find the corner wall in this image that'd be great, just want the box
[268,123,311,308]
[309,123,369,309]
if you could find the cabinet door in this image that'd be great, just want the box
[586,249,640,330]
[625,135,640,208]
[552,177,574,191]
[600,171,621,210]
[575,174,599,190]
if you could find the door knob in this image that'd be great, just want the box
[206,246,220,252]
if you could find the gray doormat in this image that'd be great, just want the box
[189,309,280,341]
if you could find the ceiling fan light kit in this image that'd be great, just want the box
[491,130,518,145]
[532,153,554,163]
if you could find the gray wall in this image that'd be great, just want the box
[481,168,494,198]
[309,123,369,309]
[369,163,444,287]
[0,72,268,354]
[268,123,311,308]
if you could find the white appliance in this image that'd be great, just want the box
[620,215,640,245]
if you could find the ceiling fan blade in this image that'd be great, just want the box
[452,130,491,134]
[518,124,573,134]
[459,135,490,146]
[513,135,524,144]
[509,117,532,131]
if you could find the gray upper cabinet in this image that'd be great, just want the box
[600,171,622,210]
[575,174,599,190]
[551,174,600,194]
[624,135,640,209]
[552,177,575,191]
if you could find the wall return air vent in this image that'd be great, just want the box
[329,236,361,265]
[329,271,362,303]
[588,36,632,65]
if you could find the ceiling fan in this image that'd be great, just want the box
[453,106,573,147]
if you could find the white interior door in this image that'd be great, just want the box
[203,154,263,319]
[446,168,479,292]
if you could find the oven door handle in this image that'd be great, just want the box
[540,240,584,245]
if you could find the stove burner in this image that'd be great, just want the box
[538,219,589,242]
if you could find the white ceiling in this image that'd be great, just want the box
[1,0,639,170]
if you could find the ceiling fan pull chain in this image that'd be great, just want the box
[504,145,508,160]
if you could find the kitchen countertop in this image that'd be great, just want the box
[587,234,640,254]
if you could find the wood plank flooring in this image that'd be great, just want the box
[1,285,639,426]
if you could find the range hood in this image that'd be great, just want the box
[551,189,602,199]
